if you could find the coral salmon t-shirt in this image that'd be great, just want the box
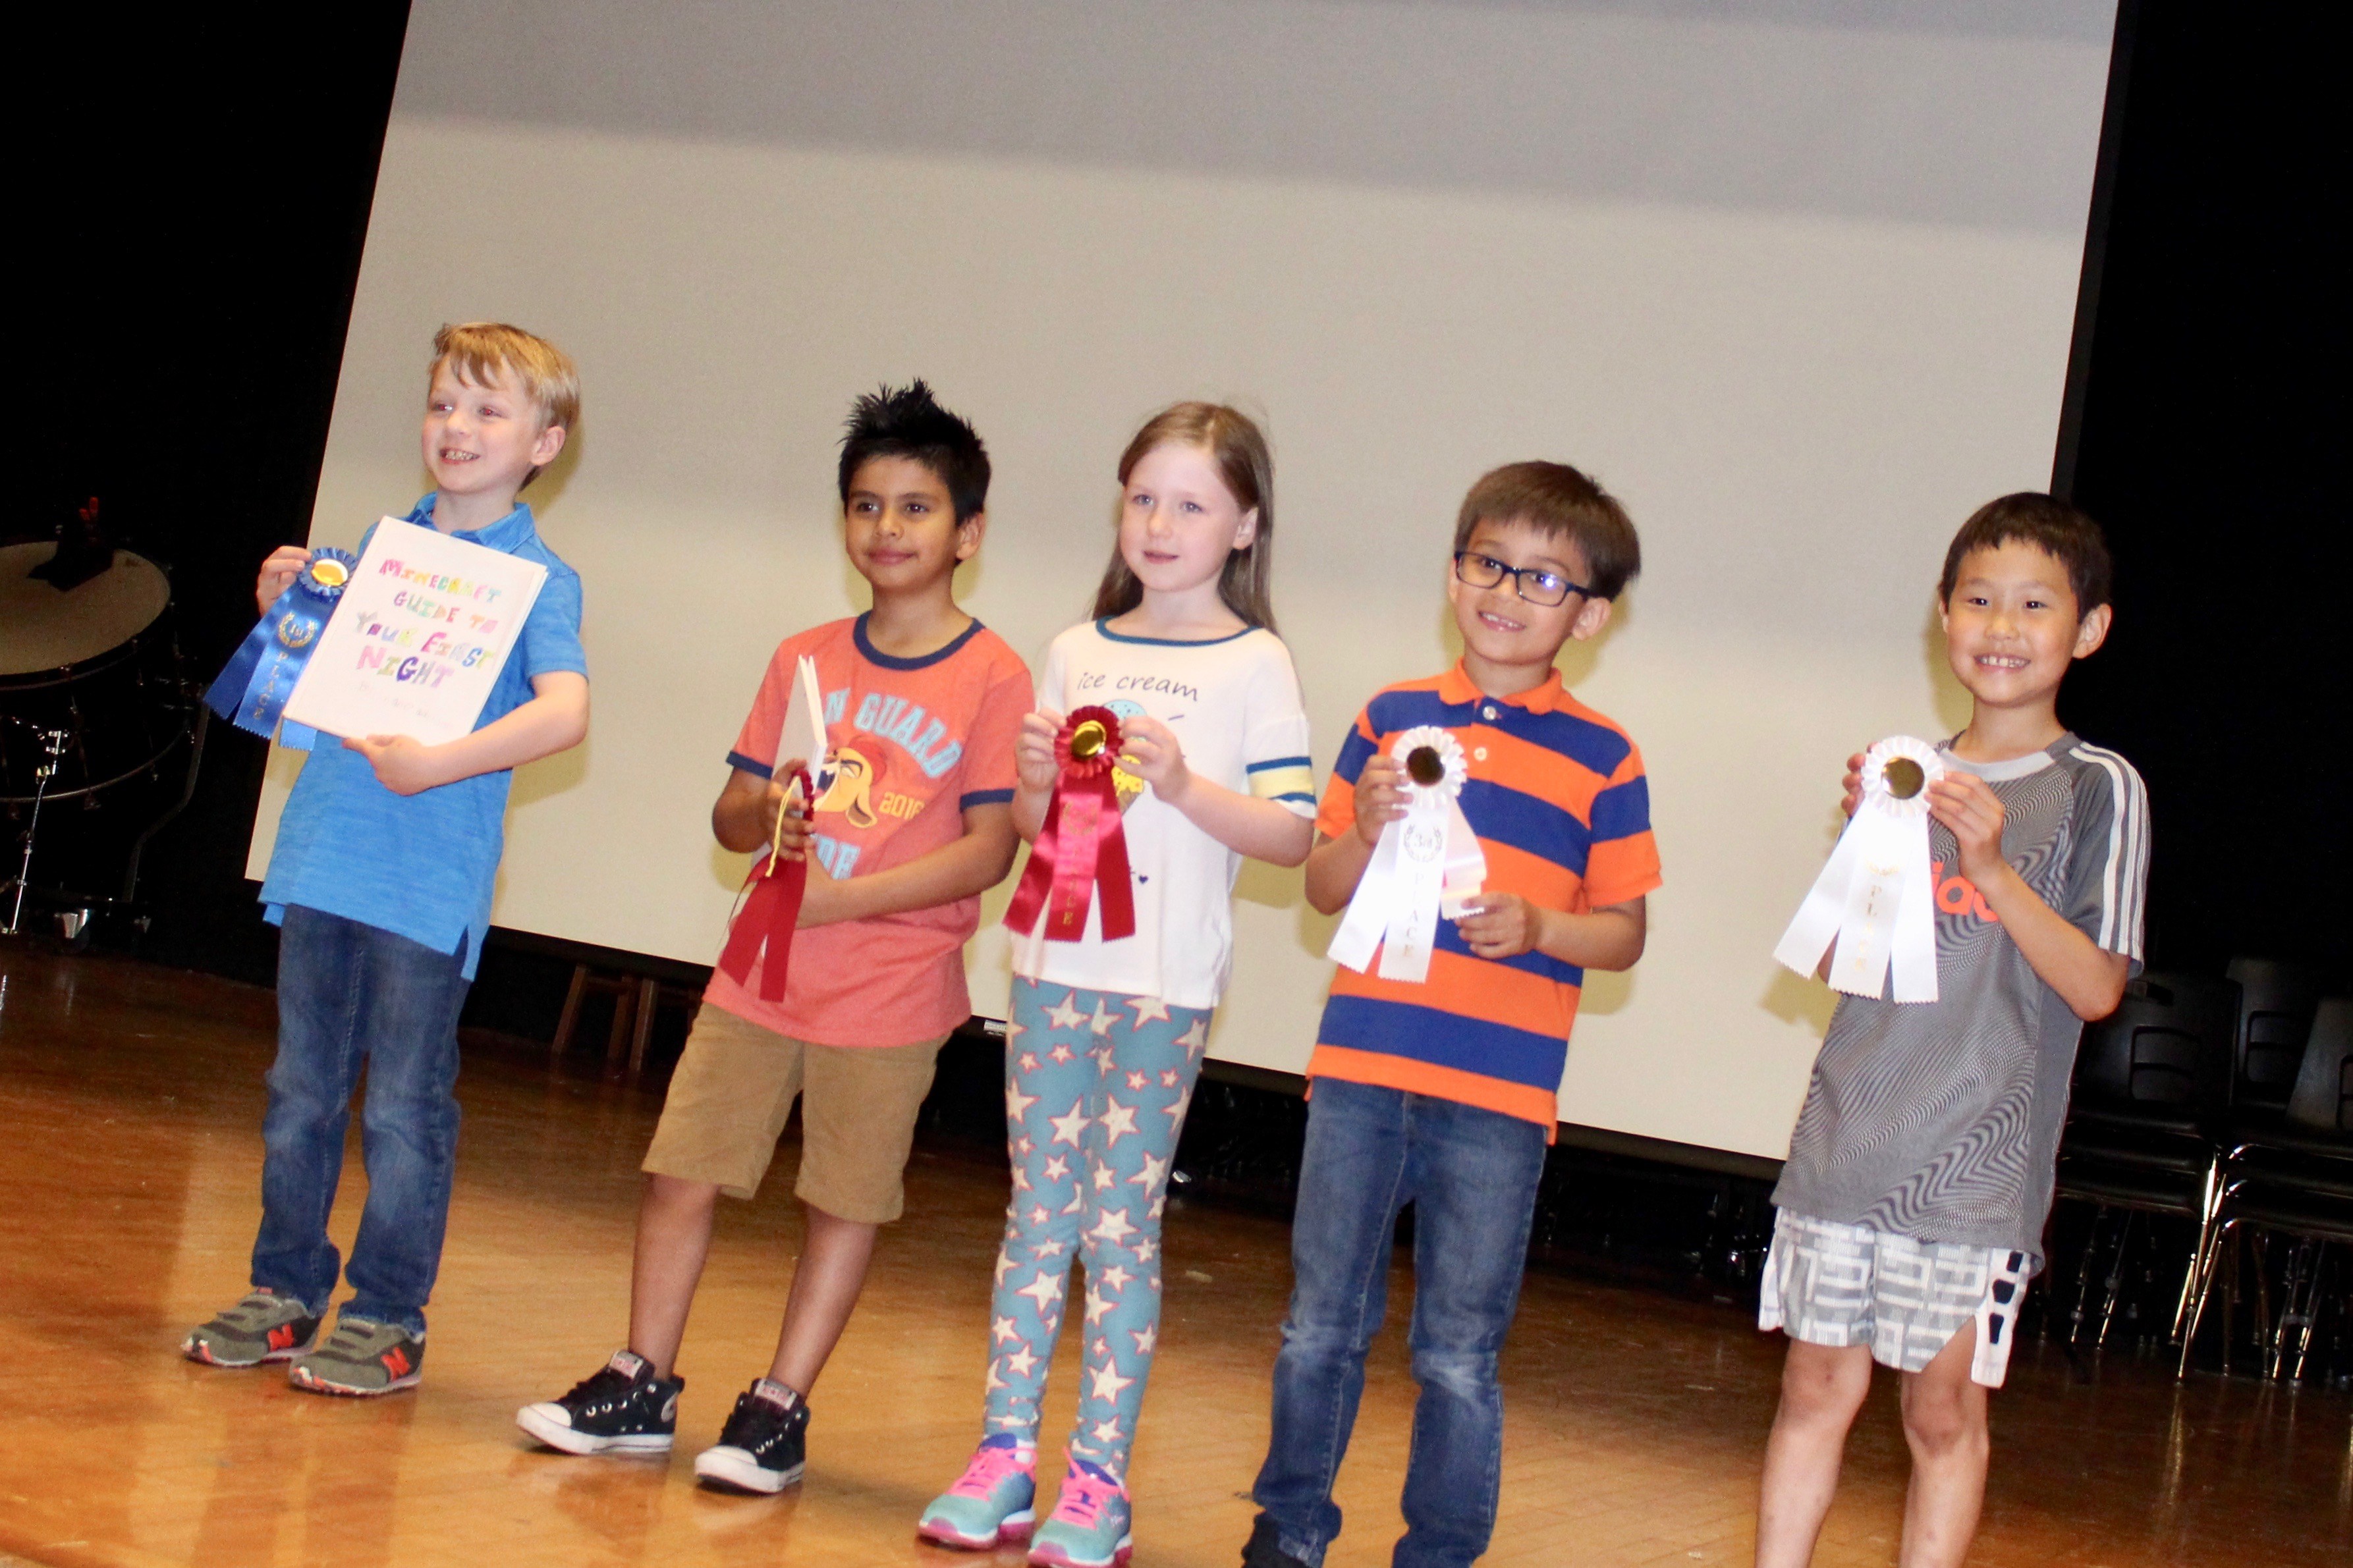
[702,614,1030,1047]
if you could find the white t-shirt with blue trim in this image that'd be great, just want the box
[1012,619,1314,1010]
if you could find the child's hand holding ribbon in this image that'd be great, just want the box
[255,545,312,613]
[758,763,817,863]
[207,545,360,741]
[717,760,816,1001]
[1014,709,1067,795]
[1327,726,1488,983]
[1003,705,1137,942]
[1774,736,1946,1003]
[1350,754,1411,846]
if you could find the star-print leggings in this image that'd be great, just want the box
[982,977,1210,1478]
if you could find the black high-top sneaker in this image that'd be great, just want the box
[692,1378,810,1493]
[516,1349,684,1454]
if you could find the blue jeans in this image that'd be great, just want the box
[250,906,470,1334]
[1252,1079,1549,1568]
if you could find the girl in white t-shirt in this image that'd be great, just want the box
[920,404,1317,1566]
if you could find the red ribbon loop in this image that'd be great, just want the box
[1003,705,1137,943]
[717,766,815,1002]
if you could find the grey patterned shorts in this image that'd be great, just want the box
[1758,1209,2031,1388]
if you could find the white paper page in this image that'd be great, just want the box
[281,516,548,747]
[778,654,827,785]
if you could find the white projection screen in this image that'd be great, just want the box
[252,0,2118,1160]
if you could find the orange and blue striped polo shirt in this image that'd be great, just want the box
[1309,663,1662,1133]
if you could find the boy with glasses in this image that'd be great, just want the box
[1240,462,1661,1568]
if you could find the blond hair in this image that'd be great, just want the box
[1090,402,1279,632]
[430,320,580,432]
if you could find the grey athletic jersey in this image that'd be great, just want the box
[1771,735,2149,1264]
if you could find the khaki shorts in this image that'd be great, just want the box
[641,1004,945,1223]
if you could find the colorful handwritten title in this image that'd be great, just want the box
[348,557,509,689]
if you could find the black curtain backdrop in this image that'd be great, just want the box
[2056,2,2348,983]
[25,7,414,983]
[22,1,2346,1001]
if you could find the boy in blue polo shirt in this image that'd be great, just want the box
[182,322,591,1395]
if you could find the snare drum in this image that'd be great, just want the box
[0,543,196,803]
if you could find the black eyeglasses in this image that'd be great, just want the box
[1453,552,1593,608]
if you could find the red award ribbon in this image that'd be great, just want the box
[1004,705,1136,942]
[717,765,815,1002]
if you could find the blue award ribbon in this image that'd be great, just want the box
[205,548,360,741]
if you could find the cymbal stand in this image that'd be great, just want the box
[3,724,68,936]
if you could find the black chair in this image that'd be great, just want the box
[2053,971,2240,1347]
[2178,996,2353,1380]
[2224,956,2323,1120]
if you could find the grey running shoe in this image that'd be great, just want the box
[287,1313,426,1396]
[181,1289,322,1368]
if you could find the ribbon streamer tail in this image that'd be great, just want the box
[204,622,270,722]
[716,769,814,1000]
[1002,794,1066,938]
[1046,786,1105,938]
[1827,809,1916,998]
[1092,785,1137,940]
[1437,799,1487,918]
[714,853,813,1003]
[1773,822,1863,979]
[1328,824,1402,973]
[1374,804,1446,983]
[1889,820,1939,1003]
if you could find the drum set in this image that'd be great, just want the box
[1,537,208,941]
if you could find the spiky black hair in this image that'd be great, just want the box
[837,380,990,522]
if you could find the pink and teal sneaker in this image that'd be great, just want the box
[1027,1457,1132,1568]
[917,1434,1038,1549]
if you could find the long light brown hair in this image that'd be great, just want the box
[1090,402,1277,632]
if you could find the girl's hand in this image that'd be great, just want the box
[1352,755,1410,848]
[256,545,310,614]
[1016,709,1065,793]
[1456,892,1541,960]
[343,734,453,796]
[1840,751,1866,818]
[1927,771,2008,883]
[1118,715,1190,803]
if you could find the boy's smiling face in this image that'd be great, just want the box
[420,360,564,510]
[843,454,982,595]
[1447,517,1613,684]
[1940,539,2111,710]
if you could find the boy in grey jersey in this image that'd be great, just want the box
[1754,495,2149,1568]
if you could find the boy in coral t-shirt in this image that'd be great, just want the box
[518,383,1029,1494]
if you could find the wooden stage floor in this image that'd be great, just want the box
[0,949,2346,1567]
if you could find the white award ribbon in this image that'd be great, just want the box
[1329,726,1489,983]
[1773,736,1946,1004]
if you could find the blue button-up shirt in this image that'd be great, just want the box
[258,495,587,976]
